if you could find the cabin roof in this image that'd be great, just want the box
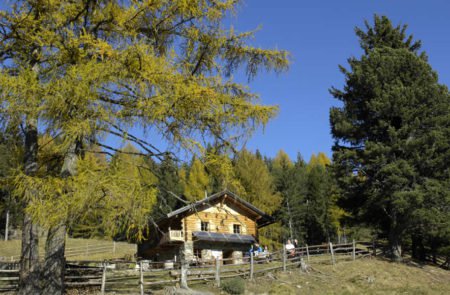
[192,231,256,244]
[165,189,274,228]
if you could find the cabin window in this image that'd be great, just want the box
[233,224,241,234]
[201,221,209,232]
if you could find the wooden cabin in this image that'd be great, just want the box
[137,190,273,265]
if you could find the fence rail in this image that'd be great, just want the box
[0,240,377,294]
[0,241,136,262]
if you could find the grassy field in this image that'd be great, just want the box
[1,249,449,294]
[0,238,136,261]
[184,258,450,295]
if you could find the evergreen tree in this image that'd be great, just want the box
[304,155,334,244]
[153,154,184,220]
[330,15,450,261]
[0,126,23,240]
[271,150,297,240]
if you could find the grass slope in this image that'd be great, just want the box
[0,238,136,261]
[189,258,450,295]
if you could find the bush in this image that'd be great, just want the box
[222,277,245,295]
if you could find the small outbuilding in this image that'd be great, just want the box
[137,190,273,265]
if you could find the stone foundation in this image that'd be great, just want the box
[183,241,194,262]
[232,250,243,264]
[201,249,223,261]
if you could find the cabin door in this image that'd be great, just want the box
[223,250,233,265]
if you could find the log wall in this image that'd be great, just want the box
[183,203,257,241]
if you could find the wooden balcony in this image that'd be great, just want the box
[159,230,184,245]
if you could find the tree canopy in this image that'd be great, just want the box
[330,15,450,261]
[0,1,289,293]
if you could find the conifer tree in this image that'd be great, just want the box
[330,15,450,261]
[233,149,282,248]
[0,1,288,293]
[233,149,281,215]
[0,126,23,240]
[271,150,297,240]
[305,154,334,244]
[183,157,210,201]
[152,154,184,220]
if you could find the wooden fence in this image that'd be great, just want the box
[0,241,136,262]
[0,241,374,293]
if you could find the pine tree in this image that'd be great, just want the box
[153,154,184,220]
[330,15,450,261]
[0,126,23,240]
[271,150,296,240]
[305,155,334,244]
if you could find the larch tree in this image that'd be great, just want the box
[330,15,449,261]
[182,157,211,201]
[233,149,282,248]
[0,0,289,294]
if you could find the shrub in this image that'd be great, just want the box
[222,277,245,294]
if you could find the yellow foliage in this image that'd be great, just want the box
[1,0,289,240]
[183,157,210,201]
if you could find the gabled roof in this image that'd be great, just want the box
[165,190,274,228]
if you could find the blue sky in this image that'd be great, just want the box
[228,0,450,162]
[1,1,449,163]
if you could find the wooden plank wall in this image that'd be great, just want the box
[183,204,257,241]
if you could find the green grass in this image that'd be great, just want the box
[154,258,450,295]
[0,238,136,261]
[245,258,450,295]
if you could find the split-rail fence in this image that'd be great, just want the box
[0,241,378,294]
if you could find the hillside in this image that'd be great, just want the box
[0,238,136,261]
[188,258,450,295]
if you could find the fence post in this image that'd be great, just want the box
[352,240,356,261]
[101,261,107,295]
[113,241,116,254]
[215,257,221,287]
[139,261,144,295]
[250,254,254,279]
[282,244,287,271]
[180,249,188,289]
[306,244,310,263]
[329,242,335,265]
[4,210,9,241]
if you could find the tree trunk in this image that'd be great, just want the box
[4,209,9,241]
[179,245,189,289]
[42,225,66,295]
[18,118,41,295]
[286,197,294,239]
[411,234,426,261]
[389,230,402,262]
[18,214,41,295]
[41,141,81,295]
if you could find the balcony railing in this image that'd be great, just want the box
[159,230,184,245]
